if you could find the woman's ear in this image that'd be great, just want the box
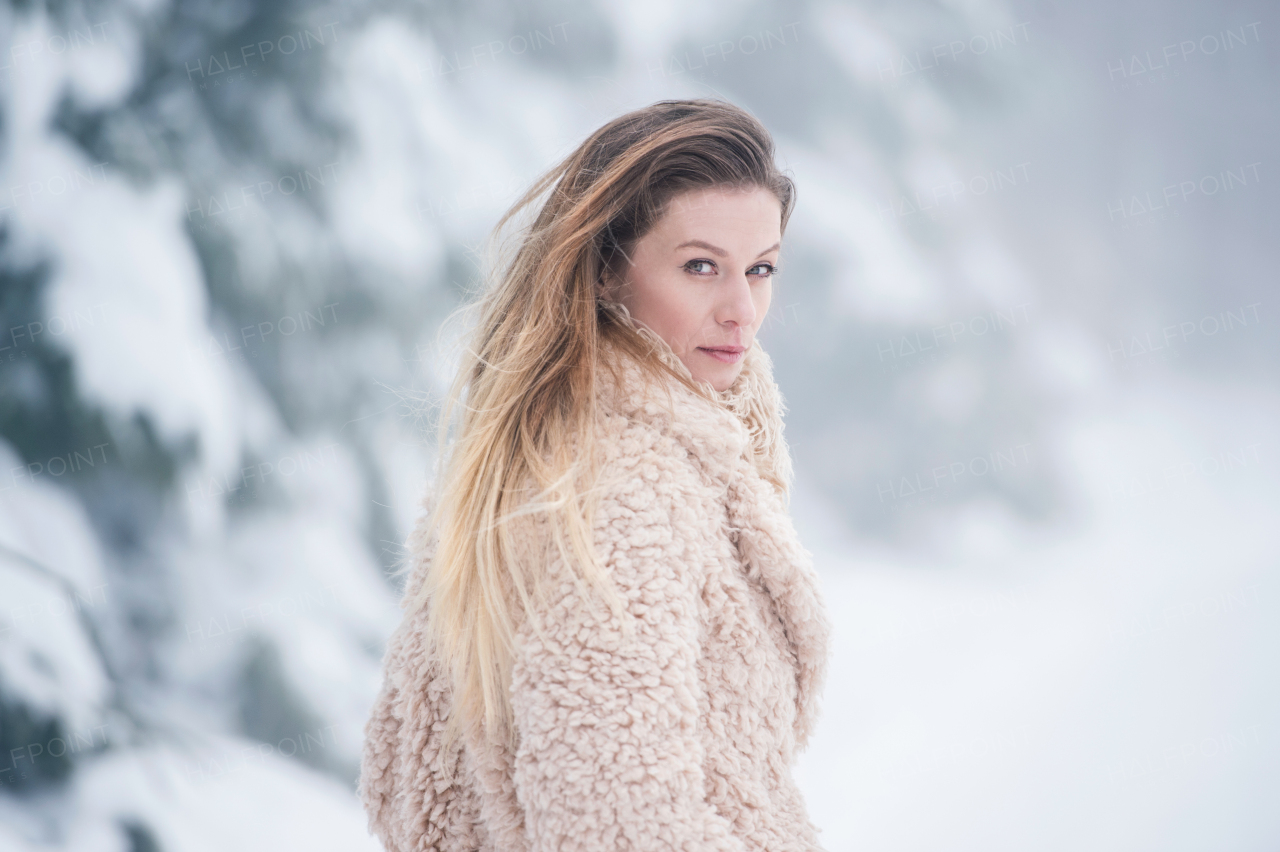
[596,264,616,300]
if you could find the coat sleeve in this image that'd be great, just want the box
[509,432,747,852]
[359,493,485,852]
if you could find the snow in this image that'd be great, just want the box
[0,439,110,732]
[793,378,1280,850]
[0,740,381,852]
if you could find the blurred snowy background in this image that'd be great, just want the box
[0,0,1275,849]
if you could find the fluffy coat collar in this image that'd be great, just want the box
[594,307,830,747]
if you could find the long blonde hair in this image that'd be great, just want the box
[410,98,797,751]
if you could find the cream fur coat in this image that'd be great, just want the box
[359,334,832,852]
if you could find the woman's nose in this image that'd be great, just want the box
[716,275,757,327]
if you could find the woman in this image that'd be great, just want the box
[360,98,832,852]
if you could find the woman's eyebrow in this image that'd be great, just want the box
[674,240,781,257]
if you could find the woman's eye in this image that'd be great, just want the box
[684,260,778,277]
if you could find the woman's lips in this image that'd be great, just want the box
[697,346,745,364]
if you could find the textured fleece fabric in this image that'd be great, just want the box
[359,337,832,852]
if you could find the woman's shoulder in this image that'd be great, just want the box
[585,415,728,589]
[596,405,684,458]
[593,408,708,500]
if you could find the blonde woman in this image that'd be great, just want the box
[360,98,831,852]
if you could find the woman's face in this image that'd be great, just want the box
[600,184,782,392]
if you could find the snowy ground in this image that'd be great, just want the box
[793,377,1280,851]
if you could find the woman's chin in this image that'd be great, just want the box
[690,364,741,392]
